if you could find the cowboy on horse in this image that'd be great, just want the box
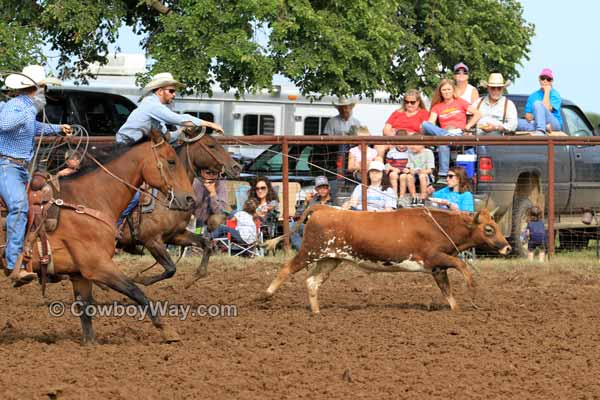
[0,65,72,287]
[116,72,225,225]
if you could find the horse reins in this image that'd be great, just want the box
[85,139,177,208]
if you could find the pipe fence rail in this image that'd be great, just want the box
[40,134,600,257]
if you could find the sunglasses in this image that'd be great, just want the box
[256,186,268,191]
[162,88,177,94]
[404,100,418,105]
[539,76,553,82]
[454,70,468,75]
[447,174,457,178]
[203,169,219,175]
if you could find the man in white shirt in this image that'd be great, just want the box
[474,73,518,135]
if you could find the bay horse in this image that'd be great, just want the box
[8,130,195,343]
[119,127,241,286]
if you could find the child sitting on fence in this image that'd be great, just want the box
[522,206,547,262]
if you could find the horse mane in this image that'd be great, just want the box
[61,136,151,180]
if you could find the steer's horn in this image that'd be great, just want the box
[489,207,499,218]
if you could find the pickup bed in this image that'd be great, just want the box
[471,95,600,256]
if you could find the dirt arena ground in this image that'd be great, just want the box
[1,253,600,400]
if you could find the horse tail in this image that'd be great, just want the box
[262,204,331,253]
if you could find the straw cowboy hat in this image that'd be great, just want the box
[332,96,356,107]
[480,73,511,88]
[5,65,62,90]
[142,72,185,96]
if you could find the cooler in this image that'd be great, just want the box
[456,154,477,178]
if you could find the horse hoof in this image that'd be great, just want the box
[254,293,272,303]
[81,337,98,346]
[160,326,181,343]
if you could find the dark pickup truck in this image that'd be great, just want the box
[472,95,600,256]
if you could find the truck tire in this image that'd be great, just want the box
[510,198,532,257]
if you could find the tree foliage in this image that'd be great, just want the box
[0,0,534,98]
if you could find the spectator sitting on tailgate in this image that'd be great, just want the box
[290,176,335,250]
[405,145,435,206]
[377,89,430,159]
[517,68,563,136]
[474,73,518,135]
[421,79,481,182]
[347,126,380,181]
[426,166,474,212]
[384,143,410,196]
[453,62,479,104]
[342,160,396,211]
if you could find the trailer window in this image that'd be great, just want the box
[183,111,215,133]
[304,116,330,135]
[243,114,275,135]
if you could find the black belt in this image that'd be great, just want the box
[0,155,29,168]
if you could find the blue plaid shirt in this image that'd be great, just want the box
[0,95,61,161]
[116,94,203,143]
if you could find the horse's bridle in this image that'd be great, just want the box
[180,127,225,179]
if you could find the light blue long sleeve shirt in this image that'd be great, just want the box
[116,94,203,143]
[0,95,61,161]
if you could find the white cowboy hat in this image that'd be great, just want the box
[480,73,511,88]
[332,96,356,107]
[4,65,62,90]
[142,72,185,96]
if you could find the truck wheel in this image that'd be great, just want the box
[510,198,532,257]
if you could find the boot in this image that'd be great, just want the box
[10,269,37,288]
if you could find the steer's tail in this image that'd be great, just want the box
[261,204,333,253]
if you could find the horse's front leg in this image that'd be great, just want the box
[169,230,213,279]
[133,236,177,286]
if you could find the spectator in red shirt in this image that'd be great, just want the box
[377,89,430,159]
[421,79,481,181]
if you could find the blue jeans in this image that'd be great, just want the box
[517,101,562,134]
[0,159,29,270]
[422,122,473,176]
[210,224,244,243]
[290,221,305,250]
[117,191,141,227]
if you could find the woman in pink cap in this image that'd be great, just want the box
[517,68,562,135]
[453,62,479,104]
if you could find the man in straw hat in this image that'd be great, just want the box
[0,65,72,287]
[116,72,224,144]
[323,96,361,136]
[474,73,518,135]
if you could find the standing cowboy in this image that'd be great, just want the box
[116,72,224,144]
[0,65,72,286]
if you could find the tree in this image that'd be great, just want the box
[586,112,600,130]
[0,0,534,98]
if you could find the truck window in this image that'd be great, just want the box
[72,93,115,135]
[39,92,70,125]
[562,107,593,137]
[112,95,136,129]
[304,117,330,135]
[243,114,275,135]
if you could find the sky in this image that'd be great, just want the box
[102,0,598,113]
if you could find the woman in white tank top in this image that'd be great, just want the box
[453,62,479,104]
